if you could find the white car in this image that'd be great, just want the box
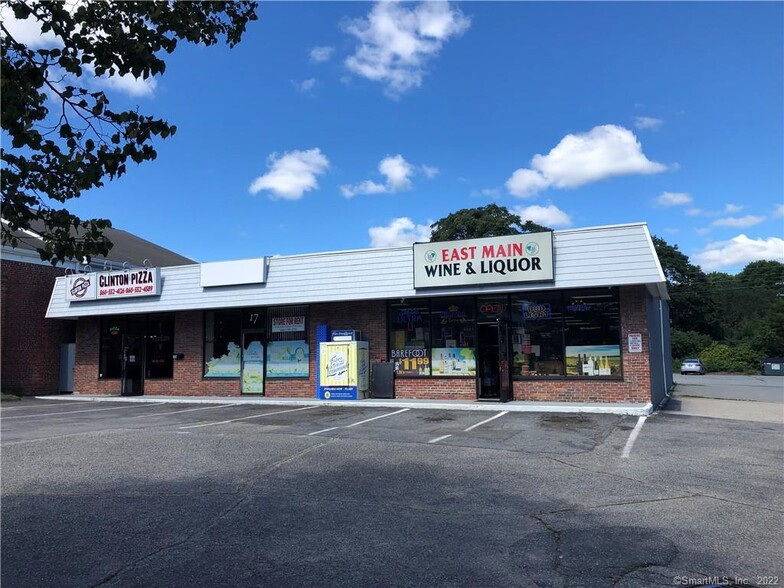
[680,359,706,375]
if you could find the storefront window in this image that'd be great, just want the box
[563,289,621,377]
[99,314,174,379]
[266,306,309,378]
[204,310,242,378]
[512,293,565,377]
[99,317,124,379]
[431,297,476,377]
[389,302,431,376]
[146,314,174,379]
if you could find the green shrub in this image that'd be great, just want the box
[671,329,714,364]
[699,343,762,374]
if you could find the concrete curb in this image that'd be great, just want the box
[35,394,653,416]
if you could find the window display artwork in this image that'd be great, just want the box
[205,342,241,377]
[431,348,476,376]
[266,340,309,377]
[565,345,621,377]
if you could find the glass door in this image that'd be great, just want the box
[121,334,144,396]
[241,330,265,394]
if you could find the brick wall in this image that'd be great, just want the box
[1,259,76,395]
[71,287,652,403]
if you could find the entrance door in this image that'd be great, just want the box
[476,321,512,402]
[477,323,500,400]
[121,334,144,396]
[241,330,265,394]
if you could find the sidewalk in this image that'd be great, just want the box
[35,394,653,416]
[663,395,784,423]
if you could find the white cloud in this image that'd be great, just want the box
[773,204,783,218]
[711,215,765,228]
[420,164,439,179]
[309,46,334,63]
[505,125,667,198]
[369,217,432,247]
[654,191,693,207]
[91,70,158,97]
[1,5,158,99]
[295,78,317,92]
[0,5,60,48]
[248,148,329,200]
[634,116,663,131]
[340,180,387,198]
[724,203,743,214]
[379,154,414,191]
[343,1,470,98]
[696,228,711,237]
[513,204,573,228]
[341,154,436,198]
[693,235,784,270]
[685,208,703,217]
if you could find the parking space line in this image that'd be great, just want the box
[0,403,166,420]
[178,406,316,430]
[135,404,234,418]
[308,426,340,436]
[621,416,647,458]
[307,408,411,436]
[428,434,452,444]
[464,411,508,432]
[344,408,410,428]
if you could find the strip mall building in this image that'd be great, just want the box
[46,223,673,409]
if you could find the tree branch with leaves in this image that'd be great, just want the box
[1,0,258,264]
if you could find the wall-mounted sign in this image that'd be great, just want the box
[413,232,554,289]
[271,316,305,333]
[628,333,643,353]
[65,267,161,302]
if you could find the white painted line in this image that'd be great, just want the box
[343,408,410,428]
[464,410,509,432]
[178,406,316,430]
[621,416,648,458]
[135,404,234,418]
[428,434,452,444]
[308,426,340,436]
[0,403,166,420]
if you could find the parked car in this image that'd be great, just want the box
[680,358,706,375]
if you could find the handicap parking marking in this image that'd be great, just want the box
[135,404,235,418]
[0,402,167,420]
[621,415,647,458]
[463,410,509,432]
[307,408,411,436]
[178,405,317,430]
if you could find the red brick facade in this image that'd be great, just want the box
[71,286,652,403]
[1,259,75,395]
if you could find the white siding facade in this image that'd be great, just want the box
[46,223,667,319]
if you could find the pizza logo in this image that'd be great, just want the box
[70,277,91,298]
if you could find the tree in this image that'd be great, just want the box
[1,1,258,264]
[429,204,550,242]
[652,236,722,339]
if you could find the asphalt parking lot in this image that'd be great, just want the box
[2,398,782,587]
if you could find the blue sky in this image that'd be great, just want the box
[8,1,784,272]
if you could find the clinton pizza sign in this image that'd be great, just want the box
[65,267,161,302]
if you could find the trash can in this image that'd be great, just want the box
[371,362,394,398]
[761,358,784,376]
